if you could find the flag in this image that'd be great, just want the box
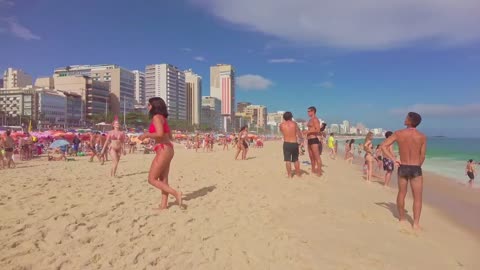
[28,119,32,133]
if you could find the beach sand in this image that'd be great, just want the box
[0,141,479,269]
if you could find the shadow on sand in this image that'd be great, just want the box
[120,171,149,178]
[183,185,217,202]
[375,202,414,225]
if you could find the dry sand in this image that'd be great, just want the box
[0,141,479,269]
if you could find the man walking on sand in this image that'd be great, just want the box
[381,112,426,231]
[280,111,303,178]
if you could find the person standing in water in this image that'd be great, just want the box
[381,131,395,187]
[139,97,182,210]
[101,119,126,177]
[306,106,322,176]
[279,111,303,178]
[381,112,426,231]
[466,159,476,188]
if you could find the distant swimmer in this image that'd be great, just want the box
[279,111,303,178]
[382,112,426,231]
[306,106,322,176]
[466,159,476,188]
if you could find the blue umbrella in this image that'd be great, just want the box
[49,139,70,148]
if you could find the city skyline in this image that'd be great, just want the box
[1,1,479,137]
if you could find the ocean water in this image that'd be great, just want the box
[338,137,480,184]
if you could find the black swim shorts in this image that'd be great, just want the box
[283,142,299,162]
[398,165,422,180]
[467,172,475,180]
[307,138,320,145]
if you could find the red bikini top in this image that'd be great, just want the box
[149,115,170,134]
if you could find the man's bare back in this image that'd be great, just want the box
[394,129,427,166]
[280,121,300,143]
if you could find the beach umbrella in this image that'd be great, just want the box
[49,139,70,148]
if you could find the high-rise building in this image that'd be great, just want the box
[0,86,37,126]
[2,68,33,89]
[132,70,145,105]
[184,69,202,126]
[0,78,3,88]
[54,75,110,122]
[267,111,285,133]
[54,65,135,115]
[236,102,252,114]
[210,64,235,132]
[201,96,222,130]
[245,104,268,128]
[145,64,187,120]
[35,77,54,89]
[342,120,350,134]
[37,89,82,128]
[330,124,340,134]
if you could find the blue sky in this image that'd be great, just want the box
[1,0,480,137]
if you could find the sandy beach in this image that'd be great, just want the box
[1,141,479,270]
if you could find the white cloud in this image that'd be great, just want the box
[317,81,334,89]
[327,72,335,78]
[1,17,40,40]
[197,0,480,50]
[236,74,273,90]
[268,58,300,64]
[390,104,480,117]
[193,56,206,62]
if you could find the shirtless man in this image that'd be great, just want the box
[280,111,303,178]
[4,129,16,168]
[381,112,426,231]
[466,159,476,188]
[306,106,322,175]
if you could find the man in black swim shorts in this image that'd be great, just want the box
[306,106,322,176]
[382,112,427,231]
[280,111,303,178]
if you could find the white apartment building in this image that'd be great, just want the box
[2,68,33,89]
[54,64,135,115]
[145,64,187,120]
[132,70,145,105]
[210,64,235,131]
[184,69,202,126]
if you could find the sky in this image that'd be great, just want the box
[1,0,480,137]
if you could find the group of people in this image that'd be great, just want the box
[279,108,427,231]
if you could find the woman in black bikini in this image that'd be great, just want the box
[235,126,249,160]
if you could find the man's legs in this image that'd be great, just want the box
[410,176,423,230]
[396,176,409,223]
[311,144,322,175]
[285,161,292,177]
[294,160,301,177]
[307,144,315,172]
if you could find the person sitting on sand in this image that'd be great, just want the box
[466,159,476,188]
[381,112,426,231]
[280,111,303,178]
[48,147,67,161]
[138,97,182,210]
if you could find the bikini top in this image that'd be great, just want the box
[110,132,123,140]
[149,115,171,134]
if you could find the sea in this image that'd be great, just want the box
[338,137,480,185]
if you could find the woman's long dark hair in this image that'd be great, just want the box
[148,97,168,119]
[239,125,248,132]
[349,139,355,149]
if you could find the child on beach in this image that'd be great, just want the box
[466,159,476,188]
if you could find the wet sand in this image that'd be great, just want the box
[0,141,479,269]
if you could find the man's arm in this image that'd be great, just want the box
[420,135,427,165]
[306,118,320,136]
[380,132,397,162]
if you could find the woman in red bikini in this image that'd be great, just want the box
[101,119,126,177]
[139,97,182,209]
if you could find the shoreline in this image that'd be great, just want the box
[332,145,480,237]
